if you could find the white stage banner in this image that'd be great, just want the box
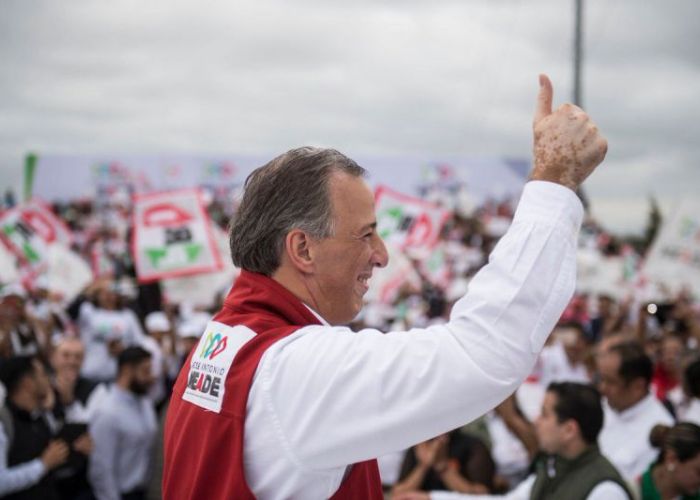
[27,154,527,206]
[375,185,452,257]
[643,200,700,297]
[132,189,223,283]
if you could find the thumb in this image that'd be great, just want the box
[534,73,553,125]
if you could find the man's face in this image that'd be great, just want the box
[29,359,51,401]
[673,452,700,495]
[307,173,388,324]
[51,339,85,375]
[557,327,586,364]
[660,336,683,372]
[0,295,24,322]
[535,392,568,454]
[128,359,154,395]
[597,351,639,412]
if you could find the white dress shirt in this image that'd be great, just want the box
[599,393,674,482]
[684,398,700,425]
[239,181,584,499]
[88,385,157,500]
[429,474,629,500]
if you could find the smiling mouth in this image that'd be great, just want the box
[357,274,371,292]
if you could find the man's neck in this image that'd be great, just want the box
[559,439,590,460]
[271,267,324,320]
[615,391,648,414]
[116,377,132,393]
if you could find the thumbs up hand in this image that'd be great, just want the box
[530,74,607,191]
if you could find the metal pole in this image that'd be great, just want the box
[573,0,589,208]
[573,0,584,107]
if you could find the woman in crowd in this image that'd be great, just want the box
[641,422,700,499]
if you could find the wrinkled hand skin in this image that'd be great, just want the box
[531,74,608,191]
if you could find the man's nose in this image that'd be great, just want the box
[372,234,389,268]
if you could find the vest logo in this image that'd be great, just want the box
[182,322,256,413]
[187,370,222,398]
[199,331,228,360]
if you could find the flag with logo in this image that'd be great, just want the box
[0,202,58,273]
[375,185,451,256]
[132,189,223,283]
[643,199,700,297]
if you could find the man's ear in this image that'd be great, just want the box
[563,419,579,443]
[284,229,315,274]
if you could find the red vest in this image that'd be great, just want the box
[163,270,382,499]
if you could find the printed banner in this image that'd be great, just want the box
[643,200,700,297]
[0,243,19,283]
[161,226,239,307]
[375,185,452,256]
[46,244,94,304]
[132,189,223,283]
[365,243,422,304]
[0,205,51,273]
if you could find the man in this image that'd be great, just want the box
[50,337,100,422]
[538,322,590,388]
[393,382,632,500]
[49,337,97,500]
[0,284,44,358]
[597,341,674,482]
[0,356,71,499]
[89,347,157,500]
[163,74,608,499]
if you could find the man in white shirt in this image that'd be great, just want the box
[597,341,675,483]
[539,322,590,388]
[89,347,157,500]
[163,74,609,499]
[393,382,632,500]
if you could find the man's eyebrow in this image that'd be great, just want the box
[360,222,377,232]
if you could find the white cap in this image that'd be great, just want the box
[1,283,27,300]
[145,311,171,332]
[177,312,211,339]
[33,275,49,291]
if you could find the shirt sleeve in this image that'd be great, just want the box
[0,423,46,496]
[256,181,583,469]
[88,412,121,500]
[429,474,535,500]
[587,481,629,500]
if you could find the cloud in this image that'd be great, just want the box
[0,0,697,235]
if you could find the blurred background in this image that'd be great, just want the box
[1,2,699,499]
[1,0,698,233]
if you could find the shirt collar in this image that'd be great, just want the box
[614,392,655,421]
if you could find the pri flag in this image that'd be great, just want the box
[132,189,223,283]
[0,200,70,273]
[643,200,700,297]
[375,185,451,256]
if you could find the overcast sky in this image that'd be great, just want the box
[1,0,698,234]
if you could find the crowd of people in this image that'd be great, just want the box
[1,179,699,500]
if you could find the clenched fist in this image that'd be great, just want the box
[531,74,607,191]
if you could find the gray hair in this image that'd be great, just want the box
[229,147,366,276]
